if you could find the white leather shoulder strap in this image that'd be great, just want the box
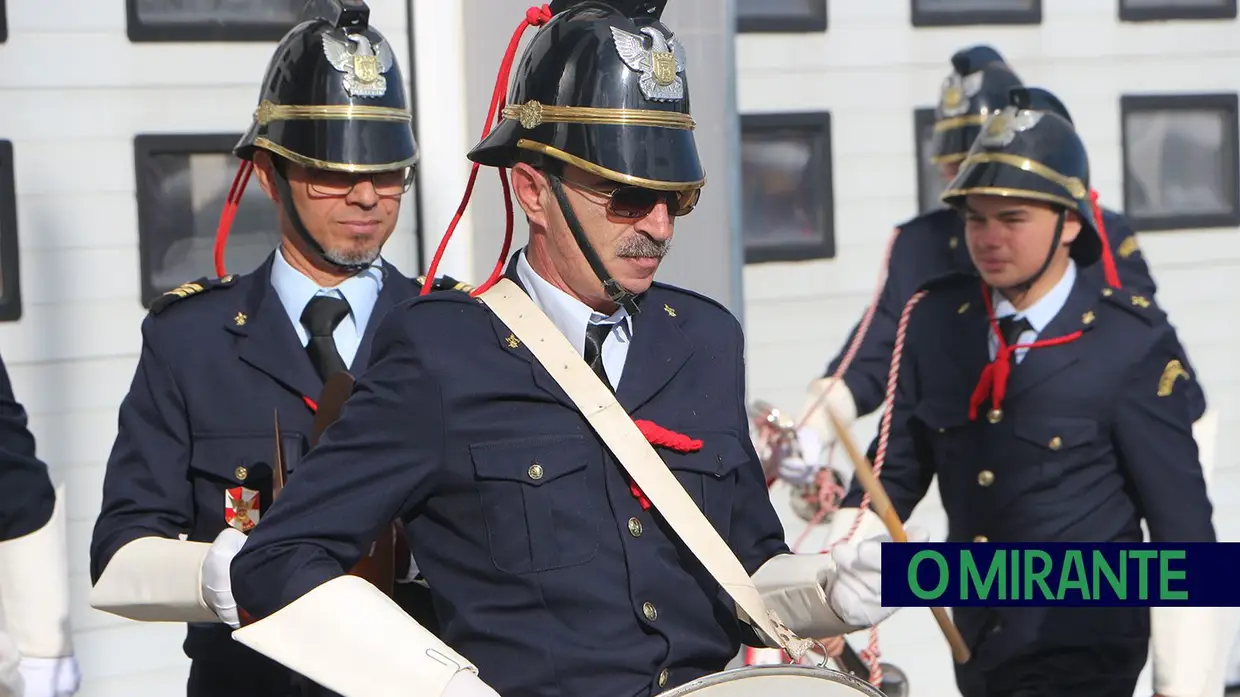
[478,279,810,658]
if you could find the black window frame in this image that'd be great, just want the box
[1,0,8,43]
[134,133,279,307]
[1119,0,1237,22]
[739,111,835,265]
[125,0,303,43]
[914,107,948,214]
[737,0,828,33]
[0,141,21,322]
[1119,92,1240,232]
[910,0,1042,27]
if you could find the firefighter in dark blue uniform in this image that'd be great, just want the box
[87,2,451,695]
[828,88,1220,697]
[784,47,1187,487]
[226,3,912,697]
[0,351,80,697]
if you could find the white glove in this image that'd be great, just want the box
[829,525,930,627]
[17,656,81,697]
[200,528,248,628]
[800,377,858,450]
[777,427,824,486]
[443,670,502,697]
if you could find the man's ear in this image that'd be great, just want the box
[511,162,550,229]
[251,151,280,203]
[1061,208,1083,247]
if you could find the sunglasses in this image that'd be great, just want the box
[560,177,700,219]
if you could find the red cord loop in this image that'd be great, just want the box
[1089,189,1122,289]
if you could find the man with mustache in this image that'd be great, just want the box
[779,46,1193,490]
[87,2,453,694]
[828,88,1222,697]
[226,2,919,696]
[0,351,80,697]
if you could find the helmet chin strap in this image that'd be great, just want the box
[271,164,375,275]
[546,174,642,315]
[1003,208,1066,295]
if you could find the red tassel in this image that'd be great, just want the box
[1089,189,1122,289]
[626,420,703,510]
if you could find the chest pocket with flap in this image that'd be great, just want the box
[471,434,601,575]
[658,430,750,540]
[187,432,306,538]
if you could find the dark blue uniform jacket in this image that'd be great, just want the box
[230,257,790,697]
[0,351,55,542]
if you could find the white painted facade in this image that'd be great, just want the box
[739,1,1240,695]
[0,0,1236,694]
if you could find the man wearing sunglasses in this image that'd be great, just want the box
[227,2,917,697]
[87,2,456,695]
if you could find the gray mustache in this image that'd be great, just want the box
[616,237,671,258]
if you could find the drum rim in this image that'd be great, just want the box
[659,664,887,696]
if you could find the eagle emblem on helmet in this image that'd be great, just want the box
[323,32,395,98]
[610,26,687,102]
[978,107,1045,148]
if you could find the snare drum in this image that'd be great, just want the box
[659,665,887,696]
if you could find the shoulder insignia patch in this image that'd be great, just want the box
[417,275,475,293]
[1157,358,1191,397]
[149,275,237,315]
[1116,236,1140,259]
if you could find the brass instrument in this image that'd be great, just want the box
[747,399,845,525]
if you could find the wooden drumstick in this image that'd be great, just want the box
[824,406,973,665]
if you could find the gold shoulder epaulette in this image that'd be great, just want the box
[148,275,237,315]
[417,275,475,293]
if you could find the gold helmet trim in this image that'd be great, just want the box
[940,186,1079,212]
[253,100,413,126]
[959,152,1088,200]
[502,100,696,131]
[254,138,418,174]
[515,139,706,192]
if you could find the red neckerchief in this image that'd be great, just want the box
[968,280,1084,421]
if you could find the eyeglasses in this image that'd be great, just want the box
[305,167,414,198]
[560,177,700,219]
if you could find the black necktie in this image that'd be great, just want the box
[301,295,351,382]
[997,315,1032,348]
[583,322,614,390]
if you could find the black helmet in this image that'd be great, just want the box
[453,0,701,313]
[214,0,416,276]
[941,86,1104,272]
[930,45,1023,167]
[235,0,418,173]
[469,1,703,193]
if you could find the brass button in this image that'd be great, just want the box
[1102,288,1113,297]
[977,470,994,487]
[987,408,1003,424]
[527,464,544,480]
[643,602,658,621]
[1048,436,1062,451]
[949,236,959,249]
[658,669,669,687]
[234,466,248,481]
[973,535,989,543]
[628,517,643,537]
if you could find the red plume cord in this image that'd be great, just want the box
[419,4,555,299]
[212,160,256,277]
[1089,189,1122,289]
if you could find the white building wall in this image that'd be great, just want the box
[0,1,415,694]
[738,1,1240,694]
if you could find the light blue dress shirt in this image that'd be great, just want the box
[269,249,385,370]
[989,259,1078,364]
[515,249,634,388]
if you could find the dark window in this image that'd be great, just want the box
[1119,0,1236,22]
[910,0,1041,26]
[1,0,7,43]
[737,0,827,32]
[126,0,304,42]
[0,141,20,322]
[1120,93,1240,232]
[740,112,834,264]
[134,134,279,307]
[915,107,952,214]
